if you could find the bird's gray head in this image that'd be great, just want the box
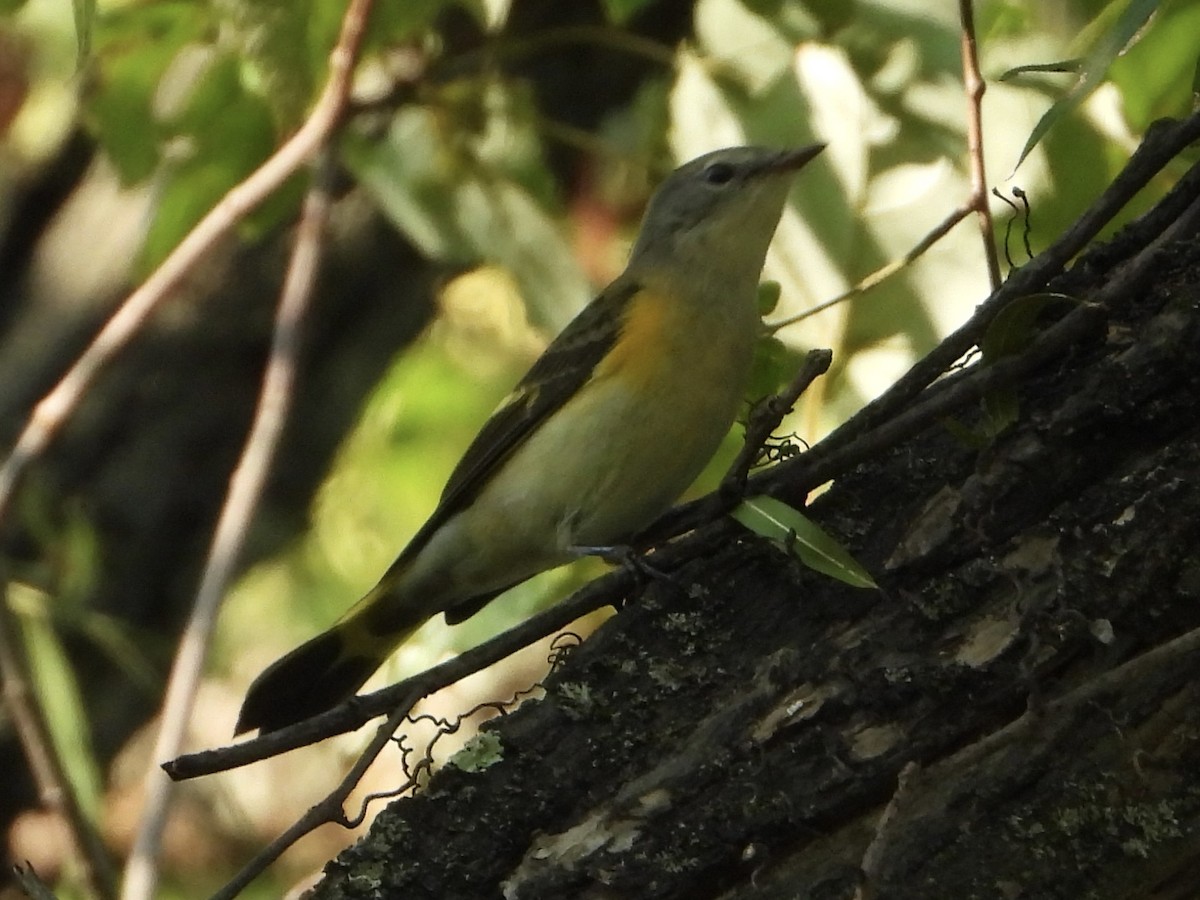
[628,144,824,279]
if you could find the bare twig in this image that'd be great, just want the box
[0,0,372,529]
[720,348,832,498]
[212,682,553,898]
[1,4,373,890]
[773,113,1200,472]
[119,151,345,900]
[164,569,635,779]
[0,584,115,899]
[768,1,998,335]
[959,0,1001,290]
[209,689,423,900]
[766,205,972,332]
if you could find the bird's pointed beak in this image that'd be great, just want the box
[767,143,826,174]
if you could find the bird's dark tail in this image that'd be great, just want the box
[235,611,419,735]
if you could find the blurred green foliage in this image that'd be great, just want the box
[3,0,1198,894]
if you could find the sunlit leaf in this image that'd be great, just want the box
[346,104,590,331]
[1009,0,1164,172]
[731,496,877,589]
[601,0,653,24]
[745,333,796,406]
[1108,1,1200,128]
[88,2,211,183]
[138,52,280,269]
[72,0,95,67]
[216,0,315,129]
[10,584,104,822]
[695,0,793,94]
[756,280,782,316]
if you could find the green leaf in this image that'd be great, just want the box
[731,496,877,589]
[979,293,1074,364]
[368,0,458,42]
[215,0,316,129]
[601,0,653,24]
[745,334,796,407]
[756,280,782,316]
[998,58,1083,79]
[88,2,211,183]
[940,416,992,450]
[1009,0,1164,172]
[345,103,590,330]
[1108,1,1200,128]
[137,52,280,270]
[10,584,104,822]
[72,0,96,67]
[952,293,1077,440]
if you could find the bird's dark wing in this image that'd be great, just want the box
[385,277,643,572]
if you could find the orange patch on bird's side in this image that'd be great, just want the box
[594,289,673,386]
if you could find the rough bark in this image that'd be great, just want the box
[310,128,1200,899]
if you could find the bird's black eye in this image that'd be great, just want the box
[703,162,736,185]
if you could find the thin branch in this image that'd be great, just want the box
[0,0,373,530]
[0,6,374,869]
[959,0,1001,290]
[165,123,1200,785]
[720,348,832,497]
[208,689,423,900]
[119,154,343,900]
[0,583,115,899]
[164,569,635,779]
[766,205,972,333]
[773,112,1200,471]
[768,2,997,335]
[162,353,838,782]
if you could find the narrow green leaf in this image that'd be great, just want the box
[979,293,1074,364]
[601,0,653,24]
[962,293,1076,440]
[1010,0,1164,172]
[731,496,877,589]
[10,585,103,822]
[998,58,1083,80]
[72,0,96,67]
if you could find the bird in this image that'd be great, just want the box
[236,143,825,734]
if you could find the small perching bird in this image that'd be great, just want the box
[236,144,825,735]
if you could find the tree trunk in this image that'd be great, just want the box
[309,119,1200,899]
